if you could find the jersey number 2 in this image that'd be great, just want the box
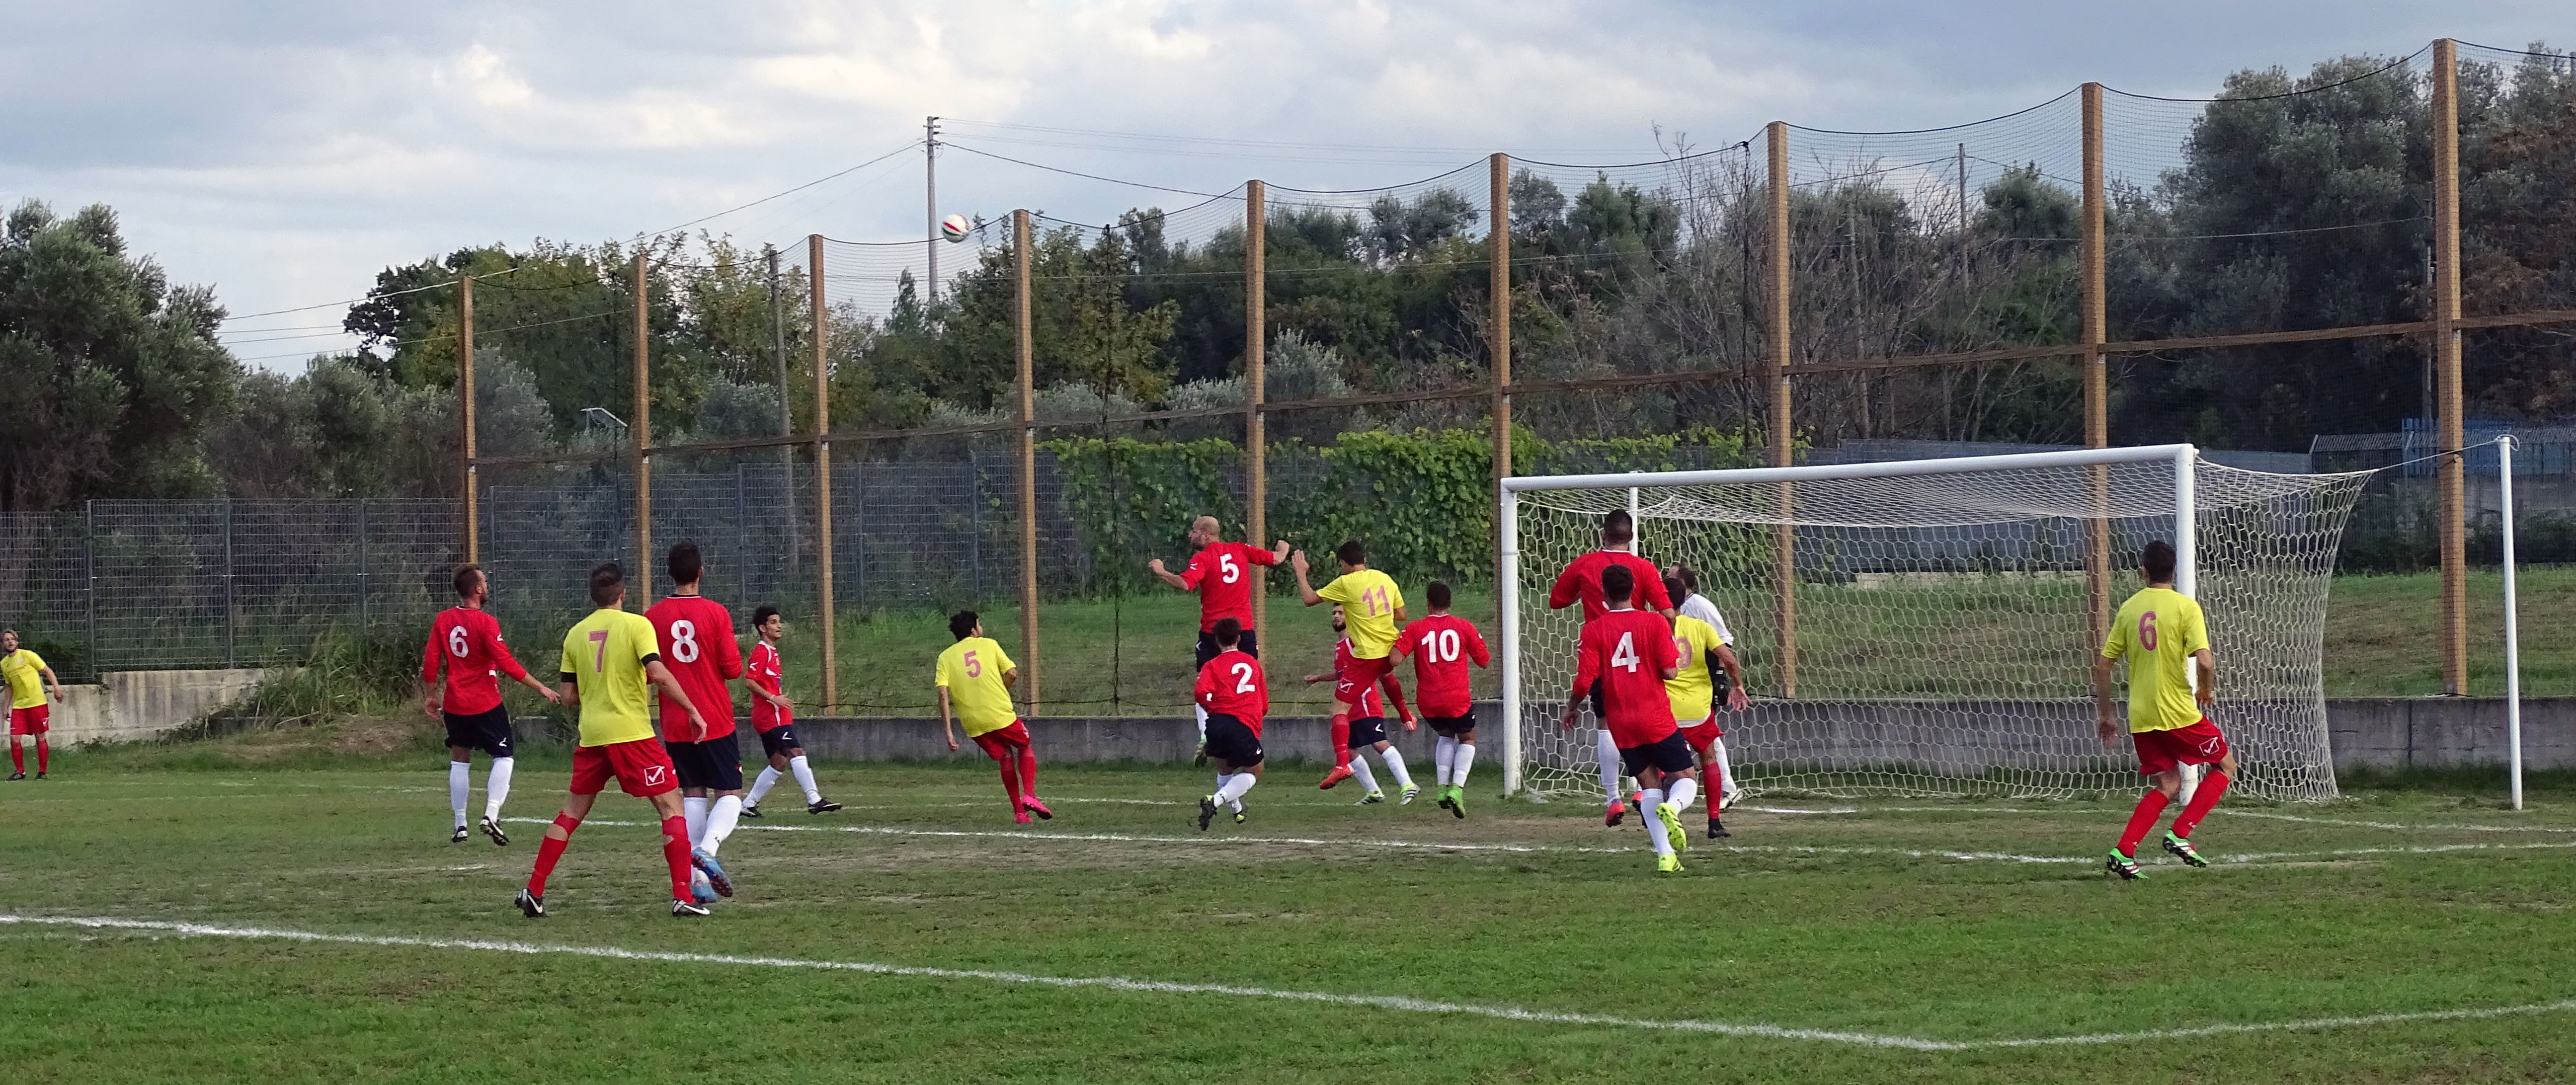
[1230,661,1257,694]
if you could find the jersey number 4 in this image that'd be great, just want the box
[1610,632,1640,672]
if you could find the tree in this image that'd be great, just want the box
[0,200,236,510]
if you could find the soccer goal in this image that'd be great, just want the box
[1499,444,2373,803]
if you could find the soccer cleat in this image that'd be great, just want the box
[1720,788,1743,812]
[480,816,509,847]
[690,849,735,898]
[1357,791,1386,805]
[672,898,712,918]
[807,798,843,814]
[1317,765,1355,790]
[740,803,763,819]
[690,871,719,904]
[1603,799,1629,827]
[1193,743,1209,768]
[514,888,545,919]
[1021,796,1054,820]
[1014,810,1035,824]
[1399,784,1421,805]
[1656,802,1689,853]
[451,825,472,844]
[8,772,25,781]
[32,772,43,780]
[1707,816,1731,840]
[1198,795,1219,831]
[1435,787,1455,812]
[2161,832,2209,868]
[2106,850,2146,880]
[1232,807,1248,825]
[1657,852,1685,874]
[1447,786,1467,819]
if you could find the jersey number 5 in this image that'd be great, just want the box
[2139,611,2160,652]
[1230,661,1257,694]
[1610,632,1640,672]
[963,649,981,678]
[1218,553,1240,584]
[447,626,470,658]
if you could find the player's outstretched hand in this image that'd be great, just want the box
[1289,549,1308,574]
[1304,672,1327,684]
[1147,557,1168,575]
[946,734,960,752]
[1558,705,1580,732]
[540,686,564,705]
[1726,686,1751,712]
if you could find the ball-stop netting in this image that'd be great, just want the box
[1504,449,2371,802]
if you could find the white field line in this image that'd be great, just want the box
[1746,805,2576,836]
[2223,810,2576,834]
[5,913,2570,1052]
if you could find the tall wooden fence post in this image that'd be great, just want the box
[2081,82,2113,645]
[632,253,653,607]
[1245,181,1268,634]
[1015,209,1043,717]
[2432,37,2469,695]
[1490,153,1512,608]
[1766,121,1798,698]
[809,234,837,711]
[460,274,478,564]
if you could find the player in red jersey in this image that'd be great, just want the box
[420,565,560,845]
[739,606,841,818]
[644,542,747,902]
[1559,563,1692,872]
[1193,618,1267,830]
[1304,606,1419,805]
[1393,581,1489,818]
[1547,509,1675,827]
[1150,516,1288,756]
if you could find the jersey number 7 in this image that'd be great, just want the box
[589,629,609,673]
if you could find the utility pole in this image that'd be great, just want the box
[926,116,942,305]
[768,244,797,574]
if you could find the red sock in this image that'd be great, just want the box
[1015,746,1038,801]
[2171,771,2232,838]
[1380,675,1414,723]
[34,740,46,774]
[2116,789,2171,857]
[9,743,20,773]
[1330,715,1351,768]
[987,747,1024,807]
[526,813,581,897]
[659,814,693,900]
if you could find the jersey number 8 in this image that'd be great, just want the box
[669,620,700,664]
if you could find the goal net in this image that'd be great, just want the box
[1500,445,2371,803]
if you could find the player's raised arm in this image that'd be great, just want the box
[484,621,561,704]
[1147,557,1193,591]
[1714,642,1748,710]
[1291,549,1325,605]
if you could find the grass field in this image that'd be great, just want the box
[6,734,2576,1082]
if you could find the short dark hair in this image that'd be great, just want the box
[1427,581,1451,610]
[1601,563,1634,603]
[1336,539,1367,566]
[2142,540,2177,584]
[1213,616,1241,647]
[667,541,703,587]
[753,605,781,627]
[1662,573,1689,606]
[452,563,483,599]
[588,563,624,607]
[949,610,979,640]
[1603,509,1634,545]
[1674,564,1700,593]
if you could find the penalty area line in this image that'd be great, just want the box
[5,914,2570,1051]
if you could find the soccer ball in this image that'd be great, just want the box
[940,214,970,242]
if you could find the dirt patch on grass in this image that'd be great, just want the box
[335,715,429,756]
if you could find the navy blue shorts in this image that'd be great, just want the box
[1345,715,1388,750]
[1619,733,1695,777]
[666,731,745,792]
[442,707,514,757]
[1426,711,1476,737]
[1195,628,1259,668]
[755,725,803,760]
[1203,713,1263,768]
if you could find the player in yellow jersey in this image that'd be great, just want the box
[2,628,65,780]
[1661,574,1748,839]
[938,611,1051,823]
[1293,539,1411,789]
[515,563,719,919]
[2093,540,2234,880]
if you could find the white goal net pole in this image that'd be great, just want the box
[2173,445,2203,807]
[1499,489,1524,797]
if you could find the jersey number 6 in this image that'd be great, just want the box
[447,626,470,658]
[2139,611,2160,652]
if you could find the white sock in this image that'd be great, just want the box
[483,757,513,820]
[1216,772,1256,808]
[1378,747,1413,790]
[1711,738,1738,796]
[1666,776,1697,813]
[748,766,783,805]
[1640,787,1673,856]
[790,755,822,803]
[447,762,470,827]
[683,795,710,849]
[1596,730,1623,802]
[701,795,742,855]
[1434,737,1456,785]
[1194,703,1209,741]
[1348,751,1381,794]
[1453,743,1476,789]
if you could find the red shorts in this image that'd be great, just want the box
[569,738,680,797]
[1678,716,1722,751]
[9,704,48,736]
[2132,718,2229,777]
[1337,655,1394,702]
[972,720,1032,761]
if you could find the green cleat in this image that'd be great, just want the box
[1657,852,1685,873]
[2161,832,2209,868]
[1356,791,1386,805]
[1447,785,1466,819]
[1656,801,1689,853]
[2106,850,2146,880]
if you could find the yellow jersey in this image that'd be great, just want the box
[557,608,661,747]
[1665,615,1725,723]
[936,636,1019,737]
[2100,587,2211,733]
[1317,569,1403,659]
[1,649,48,708]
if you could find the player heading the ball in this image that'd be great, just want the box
[938,611,1052,824]
[2094,540,2234,880]
[421,564,560,846]
[518,562,717,920]
[1149,515,1288,750]
[1559,563,1693,873]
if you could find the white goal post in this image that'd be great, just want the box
[1499,444,2371,802]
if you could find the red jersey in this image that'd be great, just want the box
[1570,607,1681,747]
[1177,541,1280,632]
[1394,614,1488,718]
[420,606,531,716]
[1548,549,1673,620]
[1330,638,1385,718]
[1195,647,1270,735]
[644,594,743,741]
[747,640,790,732]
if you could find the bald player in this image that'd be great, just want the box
[1149,516,1288,750]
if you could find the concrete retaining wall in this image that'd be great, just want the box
[786,697,2574,773]
[44,669,276,745]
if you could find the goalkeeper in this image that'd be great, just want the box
[2093,540,2235,880]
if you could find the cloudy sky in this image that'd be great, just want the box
[1,1,2559,369]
